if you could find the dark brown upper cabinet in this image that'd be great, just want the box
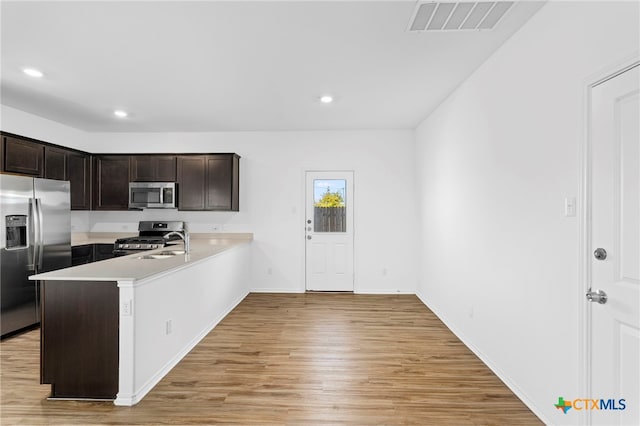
[93,155,130,210]
[1,132,240,212]
[177,156,206,210]
[3,135,44,177]
[44,146,68,180]
[206,154,239,211]
[45,146,91,210]
[67,151,92,210]
[130,155,176,182]
[177,154,239,211]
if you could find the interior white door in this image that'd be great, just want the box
[589,64,639,426]
[305,171,354,291]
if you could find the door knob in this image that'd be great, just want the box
[307,235,312,240]
[586,289,607,304]
[307,219,312,224]
[594,248,607,260]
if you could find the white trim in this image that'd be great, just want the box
[250,288,304,293]
[580,51,640,426]
[415,290,549,425]
[354,289,414,295]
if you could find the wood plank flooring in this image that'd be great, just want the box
[1,293,542,425]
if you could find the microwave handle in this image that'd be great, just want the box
[162,187,174,204]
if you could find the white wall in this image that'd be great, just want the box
[414,1,639,424]
[87,129,419,294]
[0,104,419,294]
[1,104,88,151]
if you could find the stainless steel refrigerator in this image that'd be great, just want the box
[1,175,71,337]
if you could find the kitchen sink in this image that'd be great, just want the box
[157,250,186,255]
[136,249,186,260]
[137,254,175,260]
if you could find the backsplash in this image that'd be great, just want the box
[71,210,251,234]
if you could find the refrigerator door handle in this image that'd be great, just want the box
[27,198,37,271]
[34,198,44,270]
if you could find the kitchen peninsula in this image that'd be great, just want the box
[30,234,252,406]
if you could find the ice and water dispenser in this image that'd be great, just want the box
[5,215,27,249]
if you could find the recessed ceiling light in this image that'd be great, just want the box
[23,68,44,78]
[319,95,334,104]
[114,110,128,118]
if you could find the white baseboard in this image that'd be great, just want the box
[355,289,414,295]
[415,290,551,425]
[248,288,414,294]
[115,290,249,406]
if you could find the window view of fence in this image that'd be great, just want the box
[314,206,346,232]
[313,179,346,233]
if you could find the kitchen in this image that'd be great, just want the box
[1,1,638,425]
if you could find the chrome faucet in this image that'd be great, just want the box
[164,230,190,254]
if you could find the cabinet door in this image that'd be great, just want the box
[93,156,130,210]
[0,135,5,173]
[71,245,94,266]
[3,136,44,177]
[44,146,67,180]
[130,156,154,181]
[155,156,176,181]
[93,244,115,261]
[177,156,206,210]
[206,155,233,210]
[130,155,176,182]
[68,152,91,210]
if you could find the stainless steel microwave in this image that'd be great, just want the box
[129,182,177,209]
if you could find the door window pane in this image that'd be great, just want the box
[313,179,346,232]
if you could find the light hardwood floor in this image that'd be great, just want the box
[1,293,542,425]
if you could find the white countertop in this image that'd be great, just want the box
[31,236,252,282]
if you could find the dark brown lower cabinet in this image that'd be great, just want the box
[71,244,115,265]
[40,280,119,399]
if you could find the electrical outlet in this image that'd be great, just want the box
[122,300,132,316]
[166,319,173,335]
[564,197,576,217]
[267,267,273,275]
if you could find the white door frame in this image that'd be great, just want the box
[303,169,355,292]
[580,53,640,424]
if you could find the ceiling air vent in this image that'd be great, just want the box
[407,2,514,32]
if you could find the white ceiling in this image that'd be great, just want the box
[0,1,545,132]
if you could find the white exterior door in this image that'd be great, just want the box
[589,64,639,426]
[305,171,354,291]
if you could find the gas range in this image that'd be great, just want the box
[113,221,185,257]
